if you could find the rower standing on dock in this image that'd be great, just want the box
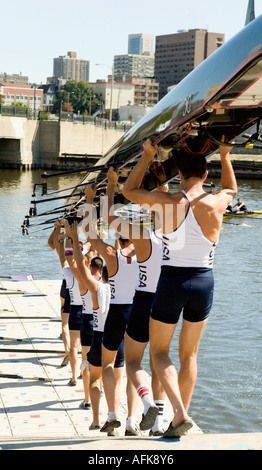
[48,224,70,367]
[122,136,237,438]
[103,167,166,435]
[69,221,112,427]
[83,185,139,436]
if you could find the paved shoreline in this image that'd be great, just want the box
[0,280,261,451]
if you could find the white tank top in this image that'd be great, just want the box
[109,250,138,304]
[162,190,217,268]
[62,266,82,305]
[136,230,162,293]
[81,289,93,315]
[93,282,111,332]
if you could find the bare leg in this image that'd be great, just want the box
[149,318,189,428]
[102,345,118,412]
[178,318,208,411]
[61,312,70,356]
[69,330,81,383]
[89,364,102,427]
[81,345,91,403]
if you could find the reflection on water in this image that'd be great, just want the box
[0,170,261,434]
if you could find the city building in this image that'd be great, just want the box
[0,83,43,112]
[119,104,153,123]
[0,73,29,84]
[91,81,135,118]
[128,33,154,55]
[133,77,159,107]
[114,54,155,82]
[154,29,225,99]
[53,51,90,82]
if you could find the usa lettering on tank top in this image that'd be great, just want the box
[62,266,82,305]
[161,190,218,268]
[93,282,111,332]
[136,230,163,293]
[81,289,93,315]
[109,250,138,304]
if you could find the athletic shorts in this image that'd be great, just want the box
[88,331,124,368]
[68,305,83,331]
[80,314,94,347]
[60,279,67,300]
[102,303,132,351]
[126,290,155,343]
[151,266,214,324]
[62,288,70,314]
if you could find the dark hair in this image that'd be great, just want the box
[175,153,207,180]
[116,234,130,246]
[90,256,103,272]
[102,265,109,283]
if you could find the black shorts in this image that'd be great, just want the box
[88,332,124,368]
[151,266,214,324]
[62,288,70,314]
[68,305,83,331]
[60,279,67,300]
[102,304,132,351]
[80,314,94,347]
[126,290,155,343]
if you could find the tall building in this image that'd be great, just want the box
[128,34,154,55]
[154,29,225,99]
[53,51,89,82]
[114,54,154,82]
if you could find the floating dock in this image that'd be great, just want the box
[0,279,261,451]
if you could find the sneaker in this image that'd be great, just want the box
[60,355,70,367]
[125,426,140,436]
[100,420,121,433]
[68,379,77,386]
[140,405,159,431]
[79,401,91,410]
[149,429,164,436]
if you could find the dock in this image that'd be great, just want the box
[0,279,261,451]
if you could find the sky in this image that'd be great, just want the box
[1,0,261,85]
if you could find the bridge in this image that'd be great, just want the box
[0,115,129,169]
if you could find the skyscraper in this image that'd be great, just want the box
[154,29,225,99]
[128,34,154,55]
[53,52,90,82]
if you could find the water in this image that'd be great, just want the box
[0,168,261,434]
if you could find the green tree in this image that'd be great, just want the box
[54,80,100,115]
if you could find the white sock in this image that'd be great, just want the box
[151,400,165,432]
[126,416,136,430]
[107,411,117,422]
[137,384,155,414]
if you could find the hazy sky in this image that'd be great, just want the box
[1,0,261,84]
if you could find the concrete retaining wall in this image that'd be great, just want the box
[0,116,125,169]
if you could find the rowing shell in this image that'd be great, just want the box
[66,14,262,209]
[223,210,262,218]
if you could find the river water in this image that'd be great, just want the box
[0,168,261,434]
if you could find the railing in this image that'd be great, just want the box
[0,105,134,131]
[59,111,133,131]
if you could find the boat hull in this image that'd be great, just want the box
[70,15,262,206]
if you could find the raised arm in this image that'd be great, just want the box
[70,221,99,294]
[53,221,67,269]
[84,186,117,276]
[122,139,168,207]
[101,167,145,242]
[217,136,237,210]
